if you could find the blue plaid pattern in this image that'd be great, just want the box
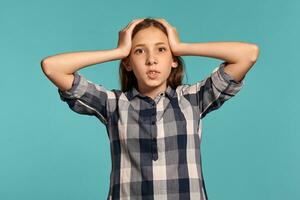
[58,61,244,200]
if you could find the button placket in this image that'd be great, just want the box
[151,137,158,161]
[150,101,156,124]
[150,101,158,161]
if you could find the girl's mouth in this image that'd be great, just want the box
[147,71,159,79]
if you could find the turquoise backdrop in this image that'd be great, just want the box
[0,0,298,199]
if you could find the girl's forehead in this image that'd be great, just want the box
[132,29,168,45]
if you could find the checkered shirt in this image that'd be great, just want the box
[58,61,244,200]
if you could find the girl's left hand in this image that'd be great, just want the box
[155,18,182,56]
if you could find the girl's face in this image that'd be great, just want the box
[126,26,178,95]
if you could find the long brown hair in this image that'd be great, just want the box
[119,18,186,92]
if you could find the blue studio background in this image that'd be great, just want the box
[0,0,298,199]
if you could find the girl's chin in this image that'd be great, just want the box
[142,80,160,87]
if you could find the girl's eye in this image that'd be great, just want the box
[158,47,167,52]
[134,49,144,54]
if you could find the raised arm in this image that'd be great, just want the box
[41,19,145,92]
[40,48,126,91]
[154,18,260,119]
[155,18,260,83]
[40,19,145,123]
[174,41,260,82]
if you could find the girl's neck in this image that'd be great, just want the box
[137,83,167,100]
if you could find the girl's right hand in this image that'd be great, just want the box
[117,18,145,58]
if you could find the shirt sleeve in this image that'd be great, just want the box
[57,71,117,125]
[182,61,245,119]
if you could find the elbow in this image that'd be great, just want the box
[249,44,260,63]
[237,43,260,64]
[41,58,53,76]
[40,59,47,69]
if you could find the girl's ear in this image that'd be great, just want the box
[171,56,178,68]
[171,60,178,68]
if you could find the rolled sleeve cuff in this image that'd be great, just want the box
[58,71,88,100]
[211,62,245,95]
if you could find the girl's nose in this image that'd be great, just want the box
[146,57,158,65]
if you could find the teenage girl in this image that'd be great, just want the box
[41,18,259,200]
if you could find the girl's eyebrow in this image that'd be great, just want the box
[133,42,166,49]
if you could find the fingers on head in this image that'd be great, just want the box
[125,18,143,30]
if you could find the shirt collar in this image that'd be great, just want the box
[126,84,176,101]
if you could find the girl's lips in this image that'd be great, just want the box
[147,71,160,79]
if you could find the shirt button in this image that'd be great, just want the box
[152,153,158,161]
[151,112,155,116]
[151,121,155,125]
